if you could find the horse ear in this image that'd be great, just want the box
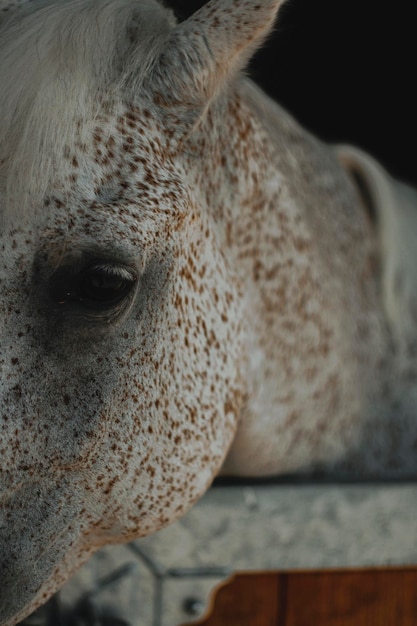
[152,0,285,131]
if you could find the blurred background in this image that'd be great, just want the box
[167,0,416,186]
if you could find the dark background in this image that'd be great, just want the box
[167,0,416,186]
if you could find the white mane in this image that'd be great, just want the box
[0,0,175,213]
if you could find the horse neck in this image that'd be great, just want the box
[190,78,377,302]
[187,77,386,389]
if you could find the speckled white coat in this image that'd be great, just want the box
[1,0,417,624]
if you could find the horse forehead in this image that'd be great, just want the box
[76,105,189,187]
[87,104,172,161]
[3,106,189,244]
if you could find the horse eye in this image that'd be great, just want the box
[52,263,137,310]
[77,264,136,307]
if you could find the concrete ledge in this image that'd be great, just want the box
[45,482,417,626]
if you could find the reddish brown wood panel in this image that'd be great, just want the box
[285,569,417,626]
[182,568,417,626]
[182,573,280,626]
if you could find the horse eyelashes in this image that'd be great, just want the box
[49,262,137,312]
[78,264,137,306]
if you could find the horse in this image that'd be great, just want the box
[1,0,417,623]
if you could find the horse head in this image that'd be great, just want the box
[0,0,285,623]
